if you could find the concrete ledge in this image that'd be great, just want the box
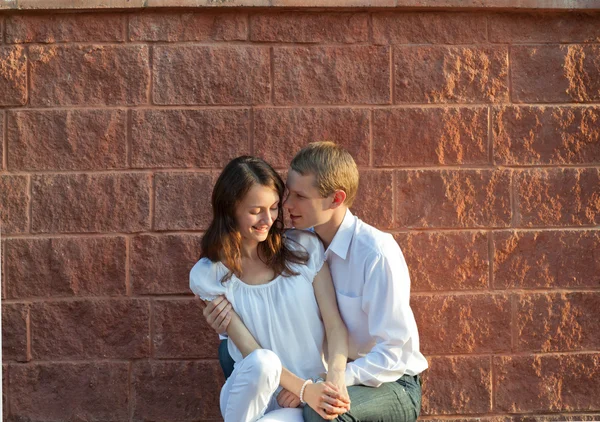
[2,0,600,9]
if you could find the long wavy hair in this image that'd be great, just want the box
[201,156,308,283]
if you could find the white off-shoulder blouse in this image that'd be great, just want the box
[190,229,327,381]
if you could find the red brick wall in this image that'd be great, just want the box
[1,9,599,422]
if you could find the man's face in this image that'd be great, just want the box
[283,169,333,230]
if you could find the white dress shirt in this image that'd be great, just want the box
[326,209,428,387]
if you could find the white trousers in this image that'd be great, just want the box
[220,349,304,422]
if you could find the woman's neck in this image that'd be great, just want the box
[240,239,260,260]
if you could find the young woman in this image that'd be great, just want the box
[189,156,350,422]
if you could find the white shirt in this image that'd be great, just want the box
[189,230,327,382]
[326,209,428,387]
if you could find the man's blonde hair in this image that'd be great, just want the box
[290,141,359,208]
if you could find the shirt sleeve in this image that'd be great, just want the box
[189,258,228,301]
[285,229,325,282]
[344,238,420,387]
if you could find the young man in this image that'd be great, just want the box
[203,142,427,421]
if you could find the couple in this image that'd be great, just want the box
[190,142,428,421]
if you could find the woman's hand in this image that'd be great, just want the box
[276,388,301,408]
[303,381,351,420]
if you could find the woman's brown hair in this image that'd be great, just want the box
[201,156,308,283]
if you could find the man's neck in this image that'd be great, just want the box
[314,207,347,249]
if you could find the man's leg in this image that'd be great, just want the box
[219,339,235,379]
[303,374,422,422]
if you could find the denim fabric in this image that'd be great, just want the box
[219,339,236,380]
[302,374,422,422]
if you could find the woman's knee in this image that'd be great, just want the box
[244,349,282,387]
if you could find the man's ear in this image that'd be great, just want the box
[330,190,347,209]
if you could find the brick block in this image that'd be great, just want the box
[494,354,600,412]
[394,46,509,103]
[2,365,7,417]
[395,231,489,291]
[153,299,220,358]
[0,175,28,234]
[373,107,489,166]
[0,46,27,106]
[131,109,250,168]
[274,46,390,105]
[131,234,202,295]
[373,12,486,44]
[512,45,600,103]
[514,414,600,422]
[515,168,600,227]
[350,170,394,229]
[251,12,368,43]
[516,292,600,352]
[30,299,150,359]
[132,360,223,421]
[493,106,600,165]
[29,45,149,106]
[493,230,600,289]
[8,109,127,171]
[5,236,127,299]
[413,293,511,355]
[2,303,28,362]
[154,172,216,231]
[129,11,247,41]
[254,108,370,168]
[31,173,151,233]
[489,13,600,43]
[6,13,125,43]
[422,356,492,415]
[395,170,511,228]
[153,45,270,105]
[9,362,129,421]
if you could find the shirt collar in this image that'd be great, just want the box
[325,209,356,260]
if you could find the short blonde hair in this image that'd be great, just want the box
[290,141,359,208]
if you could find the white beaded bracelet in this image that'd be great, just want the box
[299,379,313,404]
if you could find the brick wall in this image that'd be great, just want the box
[1,9,599,422]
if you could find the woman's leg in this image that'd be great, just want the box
[220,349,282,422]
[260,408,304,422]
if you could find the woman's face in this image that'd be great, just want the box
[235,183,280,244]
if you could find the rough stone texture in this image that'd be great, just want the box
[30,299,150,359]
[413,294,511,355]
[9,362,129,421]
[31,173,151,233]
[154,172,216,231]
[273,46,390,104]
[514,414,600,422]
[254,108,370,168]
[511,45,600,103]
[8,109,127,171]
[131,108,250,168]
[2,302,28,362]
[153,45,270,105]
[394,46,509,103]
[132,360,223,421]
[5,13,126,43]
[515,168,600,227]
[373,107,489,166]
[0,175,28,234]
[421,356,492,415]
[373,12,487,44]
[516,292,600,352]
[395,231,489,291]
[152,298,221,358]
[4,236,127,299]
[493,106,600,165]
[0,46,27,106]
[494,354,600,413]
[131,234,202,294]
[129,11,247,41]
[251,12,369,43]
[489,13,600,43]
[494,230,600,289]
[29,44,149,106]
[350,170,394,229]
[2,365,7,417]
[395,170,512,228]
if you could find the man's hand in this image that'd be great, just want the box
[198,295,232,335]
[277,388,301,408]
[303,381,350,420]
[326,370,350,412]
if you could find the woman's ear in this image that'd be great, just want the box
[330,190,347,209]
